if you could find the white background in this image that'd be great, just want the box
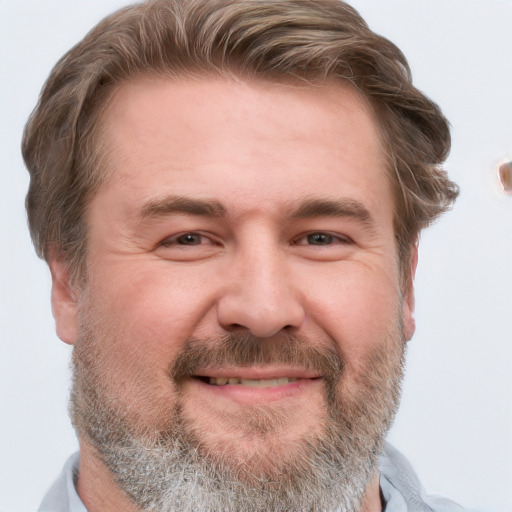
[1,1,511,511]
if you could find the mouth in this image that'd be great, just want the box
[188,367,323,404]
[197,376,302,387]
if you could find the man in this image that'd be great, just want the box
[23,0,462,510]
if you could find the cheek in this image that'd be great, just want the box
[302,263,402,363]
[85,262,216,372]
[76,266,210,428]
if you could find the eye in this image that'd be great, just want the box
[159,231,217,248]
[156,231,222,261]
[167,233,204,246]
[306,232,335,245]
[294,231,352,246]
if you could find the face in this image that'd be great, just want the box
[52,76,416,511]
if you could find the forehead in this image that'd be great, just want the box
[95,75,392,219]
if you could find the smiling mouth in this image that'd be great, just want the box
[188,371,323,404]
[198,376,302,387]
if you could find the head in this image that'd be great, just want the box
[23,1,458,511]
[23,0,457,287]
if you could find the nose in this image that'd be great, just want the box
[216,246,306,338]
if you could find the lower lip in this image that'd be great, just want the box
[189,377,323,405]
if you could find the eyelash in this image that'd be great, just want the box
[159,232,215,248]
[159,231,353,248]
[293,232,353,246]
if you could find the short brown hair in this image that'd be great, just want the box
[22,0,458,283]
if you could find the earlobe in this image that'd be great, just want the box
[49,258,79,345]
[402,242,419,342]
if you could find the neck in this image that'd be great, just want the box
[359,472,384,512]
[77,441,141,512]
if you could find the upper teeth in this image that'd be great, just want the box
[208,377,299,387]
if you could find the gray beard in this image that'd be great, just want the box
[70,328,405,512]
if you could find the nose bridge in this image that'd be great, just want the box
[216,238,305,337]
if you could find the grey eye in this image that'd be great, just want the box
[307,233,334,245]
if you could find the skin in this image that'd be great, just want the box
[50,76,417,512]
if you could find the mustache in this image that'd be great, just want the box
[169,333,344,386]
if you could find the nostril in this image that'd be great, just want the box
[217,293,306,338]
[222,323,250,333]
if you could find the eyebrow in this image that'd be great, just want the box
[140,196,227,219]
[289,197,374,226]
[139,194,374,228]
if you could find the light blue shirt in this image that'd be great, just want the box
[38,442,464,512]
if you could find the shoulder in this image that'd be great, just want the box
[379,442,466,512]
[37,452,86,512]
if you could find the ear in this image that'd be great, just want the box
[49,257,79,345]
[401,242,419,342]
